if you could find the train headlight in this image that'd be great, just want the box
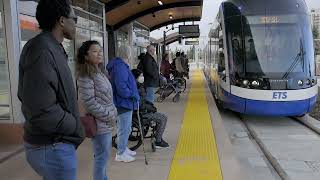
[305,79,311,85]
[251,80,260,86]
[297,80,303,86]
[242,80,249,86]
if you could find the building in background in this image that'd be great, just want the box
[311,9,320,75]
[132,22,150,67]
[311,9,320,37]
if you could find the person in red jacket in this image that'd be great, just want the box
[160,53,171,80]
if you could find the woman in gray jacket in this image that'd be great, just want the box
[76,40,117,180]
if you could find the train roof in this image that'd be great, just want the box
[222,0,309,17]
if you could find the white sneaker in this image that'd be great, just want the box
[115,153,135,163]
[125,147,136,156]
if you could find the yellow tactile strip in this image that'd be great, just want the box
[168,70,223,180]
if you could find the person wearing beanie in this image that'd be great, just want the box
[131,69,170,148]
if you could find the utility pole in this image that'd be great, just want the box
[162,26,177,55]
[163,30,166,55]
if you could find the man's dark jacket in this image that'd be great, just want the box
[18,32,85,147]
[141,53,160,87]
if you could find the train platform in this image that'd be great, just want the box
[0,69,247,180]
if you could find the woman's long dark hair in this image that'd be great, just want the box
[76,40,106,78]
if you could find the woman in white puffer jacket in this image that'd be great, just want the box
[76,40,117,180]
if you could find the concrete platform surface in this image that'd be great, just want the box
[0,70,246,180]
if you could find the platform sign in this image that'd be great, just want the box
[185,41,199,45]
[181,32,200,38]
[179,25,200,35]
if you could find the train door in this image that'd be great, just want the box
[217,21,231,99]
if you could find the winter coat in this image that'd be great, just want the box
[18,31,84,147]
[140,53,160,87]
[106,57,140,111]
[78,72,117,134]
[175,56,185,73]
[160,60,171,79]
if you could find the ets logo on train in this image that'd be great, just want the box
[272,92,288,100]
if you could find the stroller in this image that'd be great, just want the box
[156,74,186,102]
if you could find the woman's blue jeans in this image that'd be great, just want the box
[117,110,133,155]
[92,132,112,180]
[146,87,157,103]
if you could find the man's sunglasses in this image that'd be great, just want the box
[67,16,78,24]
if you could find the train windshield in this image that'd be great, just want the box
[228,14,314,79]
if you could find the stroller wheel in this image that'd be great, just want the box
[175,78,186,92]
[173,93,180,102]
[182,79,187,92]
[156,96,164,102]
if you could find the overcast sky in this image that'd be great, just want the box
[150,0,320,49]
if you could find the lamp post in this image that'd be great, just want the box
[163,26,176,55]
[163,30,166,55]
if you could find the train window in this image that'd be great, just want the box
[218,48,225,72]
[225,15,245,81]
[218,25,226,75]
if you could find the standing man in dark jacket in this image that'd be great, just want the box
[141,45,160,103]
[17,0,84,179]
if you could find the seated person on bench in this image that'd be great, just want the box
[131,69,170,149]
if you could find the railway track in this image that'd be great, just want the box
[238,114,320,180]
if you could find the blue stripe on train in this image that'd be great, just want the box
[220,89,317,116]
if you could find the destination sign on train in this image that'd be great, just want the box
[260,16,280,24]
[247,15,296,24]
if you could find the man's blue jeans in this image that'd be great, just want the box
[24,142,77,180]
[117,110,133,155]
[146,87,157,103]
[92,132,112,180]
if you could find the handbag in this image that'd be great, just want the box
[78,78,97,138]
[80,114,97,138]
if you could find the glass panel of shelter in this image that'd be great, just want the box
[17,0,105,87]
[0,0,10,120]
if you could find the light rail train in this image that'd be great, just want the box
[203,0,318,116]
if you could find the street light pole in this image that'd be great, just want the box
[162,26,177,55]
[163,30,166,55]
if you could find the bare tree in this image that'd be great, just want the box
[313,26,319,39]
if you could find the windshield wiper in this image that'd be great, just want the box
[282,39,305,79]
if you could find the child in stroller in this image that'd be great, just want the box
[156,73,186,102]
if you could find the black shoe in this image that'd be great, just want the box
[155,139,169,149]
